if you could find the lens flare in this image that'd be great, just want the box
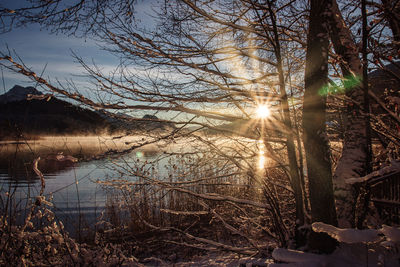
[256,105,270,119]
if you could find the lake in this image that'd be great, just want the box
[0,135,266,237]
[0,136,176,235]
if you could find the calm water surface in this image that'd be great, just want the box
[0,135,264,235]
[0,136,171,234]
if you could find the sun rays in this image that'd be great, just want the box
[255,104,271,119]
[213,29,283,172]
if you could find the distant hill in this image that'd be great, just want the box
[325,62,400,139]
[0,85,112,139]
[0,85,175,140]
[0,85,43,104]
[370,63,400,105]
[369,63,400,143]
[95,109,175,132]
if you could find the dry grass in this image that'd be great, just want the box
[0,134,297,264]
[94,142,295,261]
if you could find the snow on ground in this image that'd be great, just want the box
[381,225,400,242]
[269,242,400,267]
[143,223,400,266]
[312,222,381,243]
[266,223,400,266]
[162,253,273,266]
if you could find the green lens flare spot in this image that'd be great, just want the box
[318,75,362,96]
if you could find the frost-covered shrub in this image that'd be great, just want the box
[0,195,140,266]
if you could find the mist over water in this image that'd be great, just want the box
[0,135,167,235]
[0,135,266,236]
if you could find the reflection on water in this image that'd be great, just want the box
[258,154,266,170]
[0,136,158,179]
[0,136,163,235]
[258,140,266,170]
[0,135,266,236]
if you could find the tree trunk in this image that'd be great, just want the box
[303,0,337,226]
[327,0,369,228]
[303,0,338,252]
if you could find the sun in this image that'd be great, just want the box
[256,105,271,119]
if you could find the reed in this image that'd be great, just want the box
[0,134,297,264]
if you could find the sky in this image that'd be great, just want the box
[0,0,220,121]
[1,27,118,92]
[0,0,156,94]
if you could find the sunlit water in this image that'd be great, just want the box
[0,136,171,234]
[0,135,266,235]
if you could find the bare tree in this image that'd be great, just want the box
[1,0,309,252]
[1,0,399,259]
[303,0,338,228]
